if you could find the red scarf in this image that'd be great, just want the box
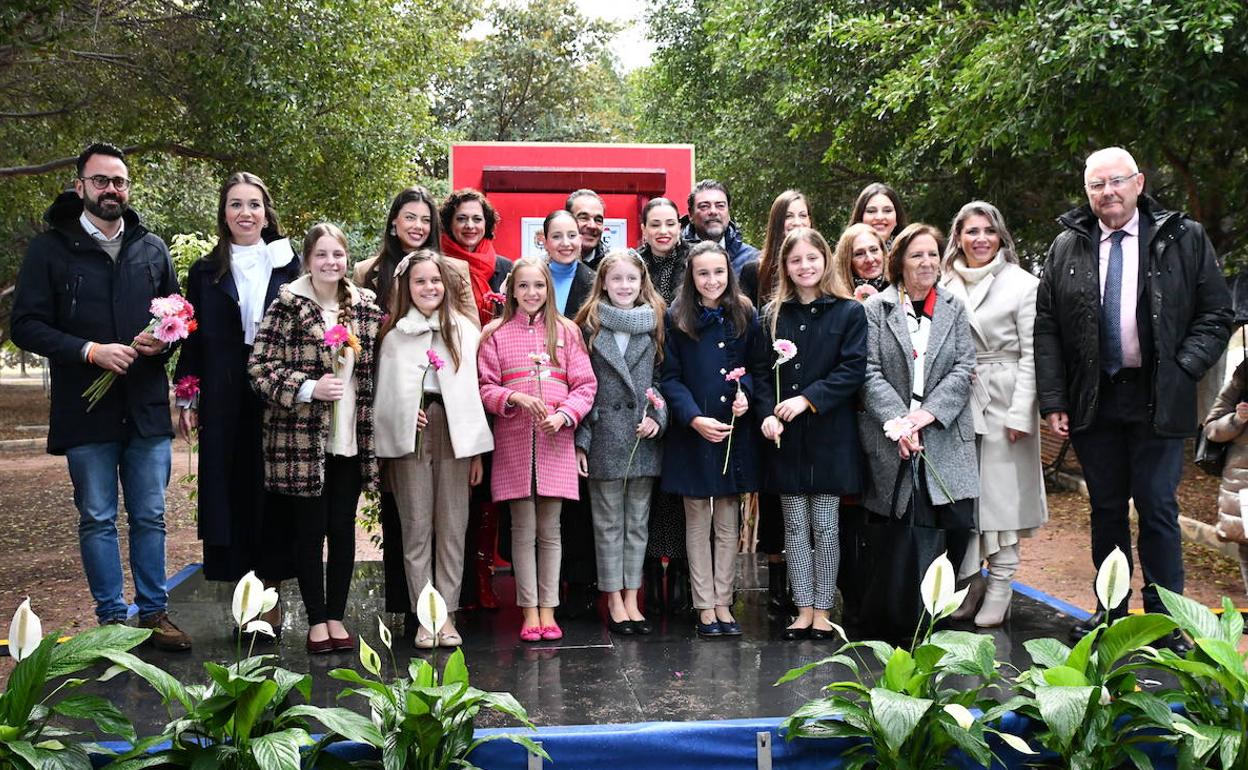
[440,233,498,326]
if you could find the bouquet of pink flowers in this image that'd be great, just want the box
[324,323,361,443]
[83,294,196,411]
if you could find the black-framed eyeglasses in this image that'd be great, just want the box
[80,175,130,191]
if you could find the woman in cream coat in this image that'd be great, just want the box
[940,201,1048,627]
[373,250,493,648]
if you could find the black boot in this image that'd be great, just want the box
[643,557,665,615]
[668,557,691,613]
[768,561,788,615]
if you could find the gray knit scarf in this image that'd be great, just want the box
[596,301,657,335]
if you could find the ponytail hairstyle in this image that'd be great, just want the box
[211,171,284,280]
[376,249,471,369]
[301,222,354,326]
[766,227,851,340]
[573,249,666,361]
[671,241,753,340]
[480,256,582,367]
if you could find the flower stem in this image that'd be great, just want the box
[918,450,956,503]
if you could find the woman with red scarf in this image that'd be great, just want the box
[438,189,513,609]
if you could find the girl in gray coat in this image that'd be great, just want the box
[575,250,669,635]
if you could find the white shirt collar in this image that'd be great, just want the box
[79,211,124,242]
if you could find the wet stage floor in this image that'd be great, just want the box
[89,556,1087,734]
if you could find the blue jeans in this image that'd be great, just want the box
[65,435,171,622]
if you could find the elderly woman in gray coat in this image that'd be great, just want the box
[859,224,980,632]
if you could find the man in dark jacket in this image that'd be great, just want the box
[11,143,191,651]
[566,188,608,269]
[680,179,760,275]
[1035,146,1232,645]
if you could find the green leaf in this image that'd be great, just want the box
[232,679,279,739]
[282,705,384,747]
[1118,691,1175,728]
[775,654,849,685]
[1219,597,1244,646]
[868,687,932,754]
[250,728,309,770]
[3,633,57,726]
[410,657,435,688]
[1155,586,1222,641]
[911,643,946,674]
[46,625,151,678]
[1066,624,1100,675]
[940,719,992,767]
[1193,639,1248,690]
[479,691,534,727]
[1040,665,1088,687]
[1218,728,1242,770]
[882,648,915,692]
[928,630,995,677]
[467,732,552,762]
[443,648,469,686]
[1094,614,1177,674]
[272,666,312,704]
[50,694,135,741]
[1035,685,1095,750]
[1123,745,1156,770]
[328,667,394,703]
[96,650,191,711]
[1024,637,1071,669]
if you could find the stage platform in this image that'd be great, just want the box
[88,555,1088,737]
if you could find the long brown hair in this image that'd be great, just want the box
[211,172,284,280]
[370,186,441,306]
[573,249,666,361]
[766,227,852,339]
[849,182,907,240]
[671,241,753,340]
[758,190,812,304]
[480,256,581,367]
[376,249,472,369]
[302,222,354,326]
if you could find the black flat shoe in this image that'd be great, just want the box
[1156,630,1192,655]
[631,618,653,635]
[717,620,742,636]
[695,620,722,638]
[809,626,835,641]
[607,618,636,635]
[781,625,810,641]
[1070,608,1127,641]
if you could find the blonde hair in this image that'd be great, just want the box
[573,249,666,361]
[834,223,885,284]
[302,222,354,325]
[376,249,472,369]
[480,256,581,366]
[766,227,852,340]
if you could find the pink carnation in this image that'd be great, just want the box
[773,339,797,365]
[150,294,193,319]
[724,367,746,383]
[174,375,201,401]
[646,387,665,411]
[484,291,508,305]
[427,348,446,371]
[153,314,188,343]
[324,324,349,347]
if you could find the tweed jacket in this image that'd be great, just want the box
[858,284,979,517]
[574,318,669,480]
[248,275,383,497]
[478,311,597,502]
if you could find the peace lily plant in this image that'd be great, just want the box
[777,552,1036,769]
[329,582,549,770]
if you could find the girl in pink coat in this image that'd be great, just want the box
[478,256,597,642]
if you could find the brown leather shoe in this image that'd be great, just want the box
[138,611,193,652]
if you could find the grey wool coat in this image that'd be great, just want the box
[858,284,980,517]
[575,323,669,480]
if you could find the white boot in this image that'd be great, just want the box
[975,544,1019,628]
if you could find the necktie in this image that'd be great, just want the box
[1101,230,1126,376]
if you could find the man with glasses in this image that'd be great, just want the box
[12,142,191,651]
[566,189,608,269]
[681,179,759,274]
[1035,146,1231,651]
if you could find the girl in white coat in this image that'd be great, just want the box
[373,249,493,648]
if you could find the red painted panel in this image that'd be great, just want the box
[450,143,695,259]
[481,166,668,196]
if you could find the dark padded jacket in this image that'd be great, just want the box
[1035,195,1233,437]
[11,192,178,453]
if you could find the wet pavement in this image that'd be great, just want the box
[86,556,1085,734]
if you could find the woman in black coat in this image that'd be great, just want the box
[174,173,300,594]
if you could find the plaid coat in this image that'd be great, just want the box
[248,276,382,497]
[478,312,597,502]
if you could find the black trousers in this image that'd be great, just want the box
[291,455,361,625]
[1070,372,1185,613]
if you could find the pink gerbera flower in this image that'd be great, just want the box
[427,349,446,371]
[154,314,189,343]
[324,324,349,347]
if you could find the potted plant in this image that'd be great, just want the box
[1,599,155,769]
[328,582,549,769]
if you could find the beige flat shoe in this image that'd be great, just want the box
[414,627,436,649]
[438,628,463,647]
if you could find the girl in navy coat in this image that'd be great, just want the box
[754,227,867,641]
[660,241,762,637]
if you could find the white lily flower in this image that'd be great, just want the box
[359,637,382,677]
[8,598,42,662]
[378,615,392,650]
[231,571,272,627]
[244,620,275,637]
[920,552,964,618]
[999,733,1037,755]
[416,581,448,637]
[1094,546,1130,613]
[943,703,975,730]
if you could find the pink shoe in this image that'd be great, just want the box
[520,625,543,642]
[540,624,563,641]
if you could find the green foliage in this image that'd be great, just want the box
[330,627,548,770]
[0,624,151,770]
